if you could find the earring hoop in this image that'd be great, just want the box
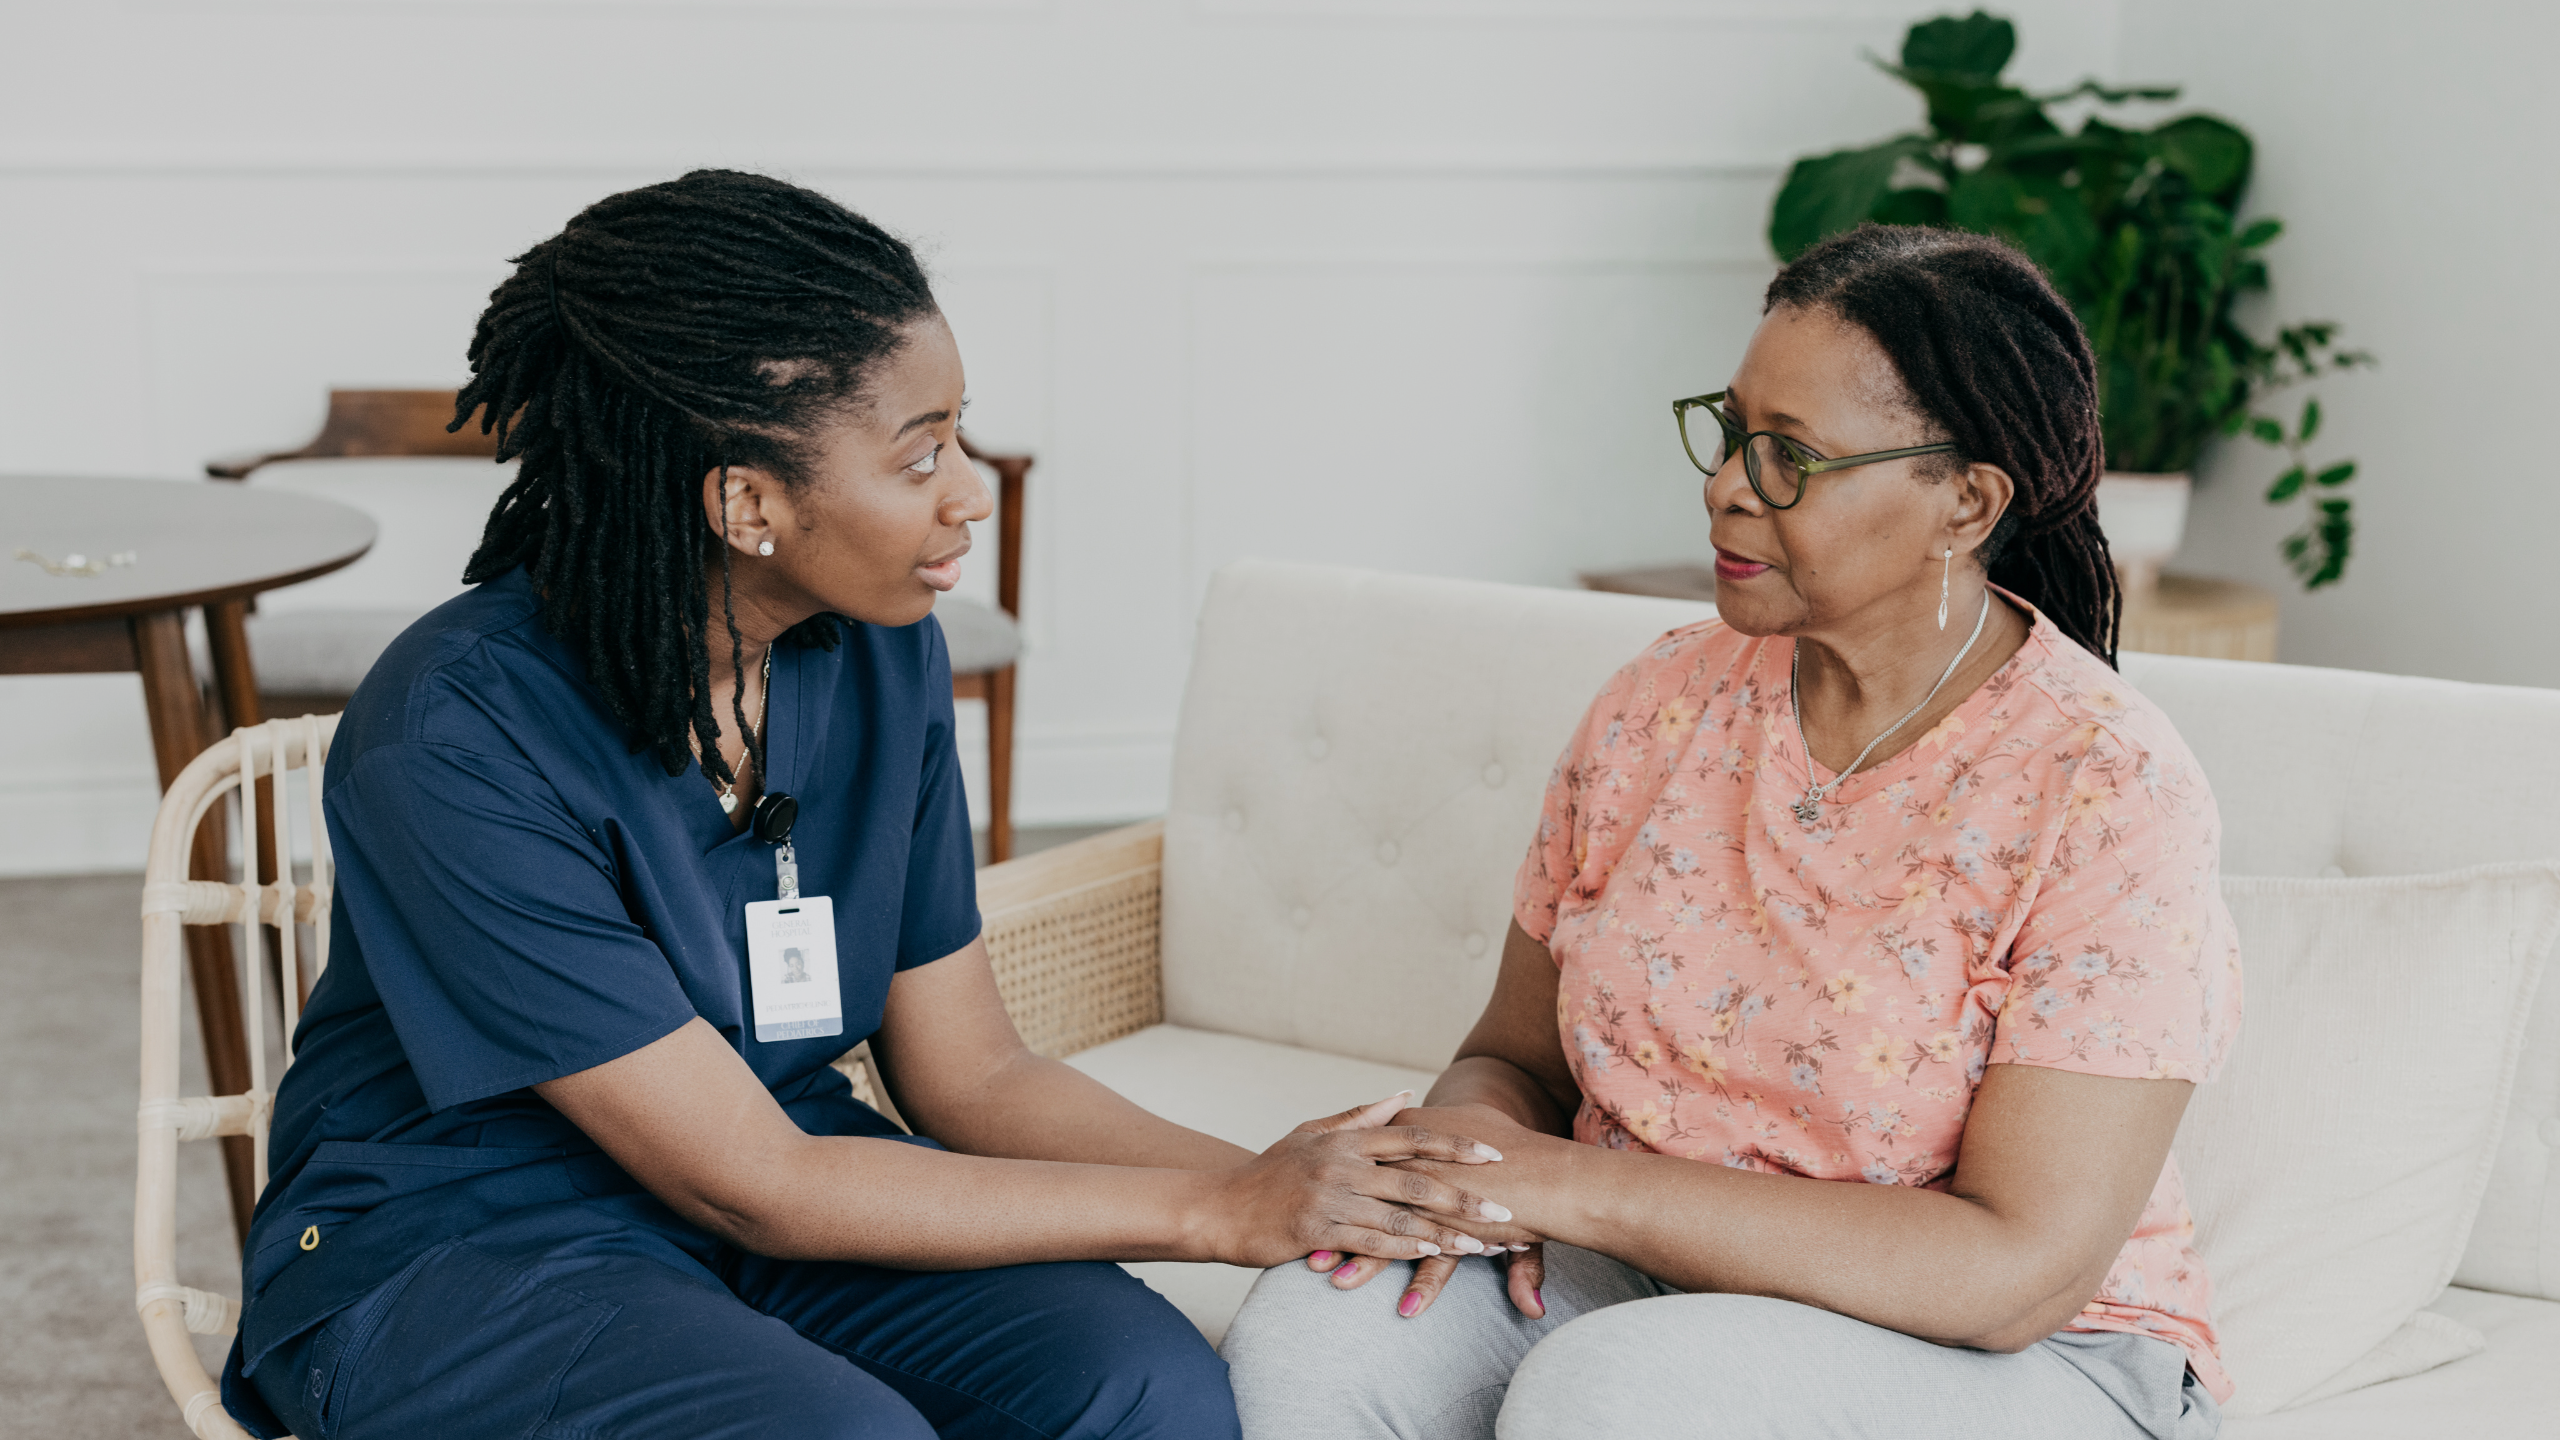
[757,540,775,557]
[1938,548,1954,631]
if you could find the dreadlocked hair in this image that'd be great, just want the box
[453,169,937,781]
[1765,224,2121,667]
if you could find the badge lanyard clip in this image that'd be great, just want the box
[775,841,799,900]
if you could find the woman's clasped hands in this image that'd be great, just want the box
[1297,1103,1555,1322]
[1206,1091,1532,1274]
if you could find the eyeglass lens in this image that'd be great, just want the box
[1682,406,1804,506]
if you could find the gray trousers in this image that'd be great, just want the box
[1220,1244,2221,1439]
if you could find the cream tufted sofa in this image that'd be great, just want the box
[957,559,2560,1433]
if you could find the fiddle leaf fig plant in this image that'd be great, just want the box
[1770,10,2374,589]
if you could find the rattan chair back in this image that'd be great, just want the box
[136,714,339,1440]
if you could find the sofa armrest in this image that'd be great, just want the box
[980,819,1166,1057]
[831,820,1167,1120]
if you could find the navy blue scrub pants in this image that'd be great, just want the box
[249,1201,1240,1440]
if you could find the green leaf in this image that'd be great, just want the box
[2249,416,2285,445]
[2237,217,2284,248]
[1946,169,2101,283]
[1902,11,2016,80]
[2265,465,2306,502]
[1871,187,1950,227]
[2150,114,2253,200]
[2315,460,2356,487]
[1769,139,1924,260]
[2298,396,2321,444]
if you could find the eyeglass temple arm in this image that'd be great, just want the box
[1800,441,1960,476]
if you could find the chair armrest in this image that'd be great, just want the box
[830,820,1167,1120]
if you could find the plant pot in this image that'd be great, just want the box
[2095,472,2192,602]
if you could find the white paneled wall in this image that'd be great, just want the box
[17,0,2411,878]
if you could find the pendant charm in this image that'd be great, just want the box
[720,792,739,815]
[1793,795,1823,827]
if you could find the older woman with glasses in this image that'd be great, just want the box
[1219,225,2242,1439]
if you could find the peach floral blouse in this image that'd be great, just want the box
[1515,600,2244,1400]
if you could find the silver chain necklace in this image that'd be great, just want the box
[1789,590,1990,828]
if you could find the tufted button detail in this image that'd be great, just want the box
[1291,905,1313,929]
[1482,762,1506,787]
[1224,808,1244,833]
[1376,841,1399,865]
[1307,737,1330,761]
[1464,932,1488,957]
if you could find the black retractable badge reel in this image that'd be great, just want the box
[741,792,842,1042]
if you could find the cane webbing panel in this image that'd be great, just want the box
[985,864,1165,1059]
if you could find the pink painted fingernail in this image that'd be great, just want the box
[1309,1251,1338,1268]
[1334,1260,1359,1279]
[1533,1288,1545,1313]
[1399,1291,1422,1317]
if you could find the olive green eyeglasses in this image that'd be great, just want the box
[1672,391,1957,509]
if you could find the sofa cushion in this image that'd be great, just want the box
[1064,1023,1437,1343]
[1161,561,1711,1073]
[2175,865,2560,1414]
[2121,654,2560,1303]
[2218,1286,2560,1439]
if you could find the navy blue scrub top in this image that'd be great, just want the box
[221,567,980,1417]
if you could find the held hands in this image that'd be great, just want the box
[1304,1103,1554,1321]
[1206,1092,1514,1269]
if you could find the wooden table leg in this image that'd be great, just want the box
[205,599,289,989]
[133,609,257,1238]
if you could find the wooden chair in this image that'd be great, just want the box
[132,717,1136,1438]
[211,390,1030,860]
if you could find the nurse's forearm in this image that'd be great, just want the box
[542,1018,1508,1274]
[900,1050,1253,1171]
[734,1137,1248,1268]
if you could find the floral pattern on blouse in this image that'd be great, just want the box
[1515,601,2244,1401]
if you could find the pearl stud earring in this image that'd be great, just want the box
[757,540,775,556]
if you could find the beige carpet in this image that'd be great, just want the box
[0,825,1118,1435]
[2,872,237,1438]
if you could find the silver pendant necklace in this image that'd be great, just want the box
[700,646,774,816]
[1789,590,1991,828]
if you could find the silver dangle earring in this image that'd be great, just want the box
[757,540,775,556]
[1937,548,1954,631]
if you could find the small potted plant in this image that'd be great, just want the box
[1769,10,2372,593]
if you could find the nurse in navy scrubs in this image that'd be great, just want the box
[222,171,1511,1440]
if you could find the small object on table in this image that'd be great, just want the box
[2120,574,2279,661]
[2,475,374,1237]
[1577,563,1718,604]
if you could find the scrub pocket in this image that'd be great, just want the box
[264,1240,618,1440]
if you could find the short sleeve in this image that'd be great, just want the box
[1514,653,1649,947]
[326,741,696,1111]
[1990,724,2243,1083]
[895,618,982,970]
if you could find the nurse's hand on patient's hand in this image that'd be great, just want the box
[1204,1091,1512,1269]
[1309,1103,1552,1320]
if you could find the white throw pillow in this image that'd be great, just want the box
[2176,863,2560,1415]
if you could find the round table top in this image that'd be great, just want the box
[1,475,377,627]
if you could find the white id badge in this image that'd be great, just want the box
[744,895,843,1043]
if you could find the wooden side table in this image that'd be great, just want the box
[2121,575,2279,661]
[3,475,374,1235]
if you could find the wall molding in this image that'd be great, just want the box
[0,148,1786,182]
